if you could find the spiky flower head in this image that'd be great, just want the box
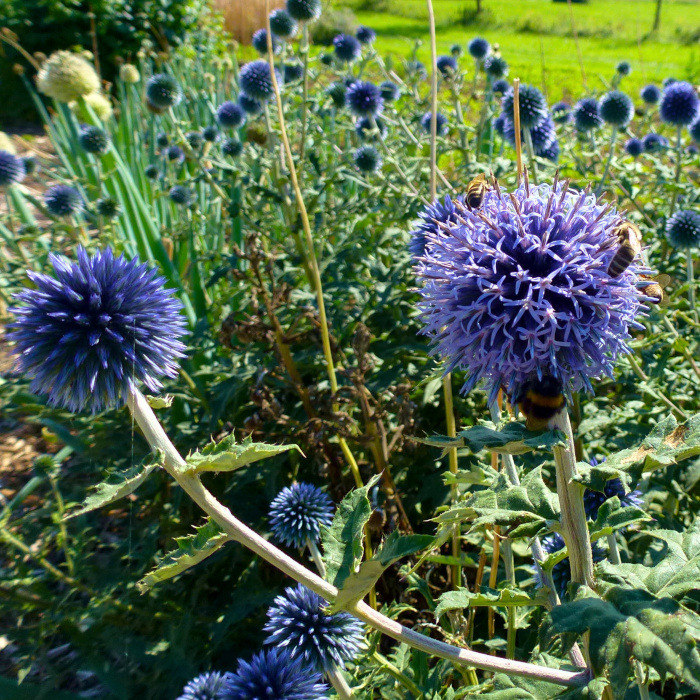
[690,117,700,143]
[538,534,605,599]
[224,648,327,699]
[616,60,631,76]
[666,210,700,249]
[503,113,556,155]
[95,197,119,218]
[540,139,560,163]
[8,248,186,413]
[660,81,699,126]
[36,50,100,103]
[238,93,263,115]
[319,52,334,66]
[252,28,280,55]
[451,43,462,57]
[166,145,185,163]
[78,125,109,154]
[356,25,376,45]
[380,80,400,102]
[409,193,464,261]
[599,90,634,128]
[640,84,661,105]
[501,84,546,129]
[407,60,427,78]
[573,97,602,132]
[625,137,643,157]
[269,482,334,548]
[169,185,194,207]
[355,116,387,140]
[416,182,646,401]
[354,144,381,173]
[468,37,490,60]
[177,671,232,700]
[283,62,303,83]
[44,184,82,217]
[217,101,246,129]
[345,81,383,118]
[145,164,159,179]
[483,55,508,79]
[156,132,169,149]
[0,150,26,187]
[270,9,298,38]
[492,79,510,96]
[583,475,643,521]
[203,125,220,143]
[264,584,365,672]
[420,111,448,136]
[493,113,506,137]
[551,101,570,124]
[333,34,361,63]
[145,73,182,110]
[119,64,140,84]
[239,60,277,102]
[436,55,458,76]
[642,132,668,153]
[222,138,243,158]
[326,82,347,109]
[286,0,322,22]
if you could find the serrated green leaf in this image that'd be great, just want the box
[320,474,381,588]
[588,498,651,541]
[488,665,606,699]
[184,435,301,474]
[65,457,161,520]
[137,519,231,592]
[435,586,549,619]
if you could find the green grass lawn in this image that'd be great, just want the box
[333,0,699,101]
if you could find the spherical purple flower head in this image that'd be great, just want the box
[44,184,82,217]
[409,193,464,261]
[380,80,400,102]
[420,111,448,136]
[573,97,602,132]
[177,671,232,700]
[540,139,560,163]
[690,117,700,143]
[8,248,186,413]
[642,132,668,153]
[283,61,304,84]
[551,101,570,124]
[356,25,376,45]
[0,150,26,187]
[222,137,243,158]
[252,28,280,56]
[169,185,194,207]
[217,100,245,129]
[502,84,547,130]
[416,183,646,401]
[537,534,605,599]
[145,73,182,110]
[660,81,699,126]
[326,81,346,109]
[625,137,643,158]
[616,60,631,77]
[503,114,556,155]
[354,144,381,173]
[599,90,634,128]
[286,0,321,23]
[78,125,110,154]
[238,93,263,116]
[483,55,508,80]
[239,60,276,102]
[492,79,510,96]
[355,116,387,141]
[468,36,490,60]
[165,145,185,164]
[451,43,462,57]
[333,34,361,63]
[269,482,334,548]
[270,8,297,38]
[493,113,506,137]
[640,84,661,105]
[436,55,458,76]
[345,81,383,118]
[264,584,365,672]
[666,210,700,250]
[224,648,328,699]
[203,125,220,143]
[407,60,427,78]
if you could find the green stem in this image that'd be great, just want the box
[307,538,326,577]
[606,533,621,565]
[298,24,310,174]
[596,127,618,195]
[372,651,422,698]
[326,666,353,699]
[502,538,517,659]
[687,251,698,324]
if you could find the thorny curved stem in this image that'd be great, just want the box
[127,387,588,687]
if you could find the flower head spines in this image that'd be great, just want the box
[356,25,376,45]
[483,55,508,79]
[583,475,643,520]
[616,60,631,76]
[573,97,602,132]
[0,150,26,187]
[269,482,334,548]
[436,55,458,76]
[345,81,383,118]
[354,144,381,172]
[640,84,661,105]
[252,28,280,55]
[625,137,643,157]
[44,184,82,217]
[217,101,246,129]
[468,37,490,60]
[379,80,400,102]
[146,73,182,110]
[501,84,547,129]
[599,90,634,127]
[420,111,448,136]
[642,132,668,153]
[333,34,361,63]
[177,671,232,699]
[78,125,110,154]
[666,210,700,249]
[270,9,298,38]
[660,81,699,126]
[409,193,464,261]
[286,0,322,22]
[239,60,277,102]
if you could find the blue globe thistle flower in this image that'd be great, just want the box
[319,52,334,66]
[407,60,427,77]
[238,93,263,116]
[156,132,169,149]
[355,116,387,141]
[21,155,37,176]
[78,125,109,154]
[690,117,700,143]
[493,113,506,137]
[169,185,194,207]
[345,81,383,118]
[8,248,186,413]
[483,55,508,79]
[224,648,328,699]
[666,210,700,249]
[217,101,246,129]
[551,101,570,124]
[145,73,182,110]
[583,476,643,521]
[616,60,631,76]
[283,62,304,84]
[660,81,699,126]
[145,164,159,179]
[222,138,243,158]
[416,182,645,400]
[625,137,643,157]
[252,28,280,55]
[177,671,232,700]
[354,144,381,173]
[333,34,361,63]
[538,534,605,599]
[503,114,556,155]
[326,81,346,109]
[0,150,26,187]
[239,60,276,102]
[95,197,119,218]
[269,482,334,548]
[501,84,547,129]
[203,125,220,143]
[436,55,458,76]
[468,36,490,60]
[44,184,82,217]
[409,193,464,261]
[185,131,204,151]
[286,0,322,22]
[640,84,661,105]
[663,77,677,88]
[420,111,448,136]
[270,8,298,38]
[165,145,185,163]
[573,97,602,132]
[540,139,560,163]
[379,80,400,102]
[264,584,365,672]
[642,132,668,153]
[356,25,376,45]
[450,43,462,57]
[492,79,510,95]
[599,90,634,128]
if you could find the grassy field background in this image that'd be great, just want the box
[332,0,699,101]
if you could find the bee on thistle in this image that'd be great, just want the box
[465,173,490,210]
[607,221,643,278]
